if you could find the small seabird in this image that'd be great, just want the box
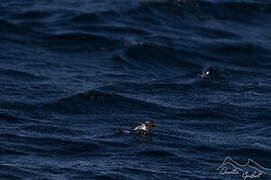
[199,69,210,78]
[132,121,155,131]
[199,67,225,80]
[119,121,155,134]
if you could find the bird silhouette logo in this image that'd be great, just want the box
[217,157,271,180]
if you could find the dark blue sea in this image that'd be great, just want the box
[1,0,271,179]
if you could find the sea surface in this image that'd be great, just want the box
[1,0,271,179]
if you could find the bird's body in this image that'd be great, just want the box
[120,121,155,135]
[132,121,155,131]
[199,70,210,78]
[132,123,147,131]
[199,67,225,80]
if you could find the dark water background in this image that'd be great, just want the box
[1,0,271,179]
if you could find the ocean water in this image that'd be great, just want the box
[1,0,271,179]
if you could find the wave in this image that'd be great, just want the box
[95,174,134,180]
[42,33,122,52]
[122,42,202,70]
[228,147,271,159]
[136,150,178,158]
[0,133,104,157]
[0,164,38,179]
[70,10,119,25]
[209,42,270,56]
[40,87,265,121]
[11,10,51,20]
[77,25,150,36]
[22,124,84,137]
[0,19,17,31]
[0,112,18,123]
[40,90,168,115]
[0,68,47,82]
